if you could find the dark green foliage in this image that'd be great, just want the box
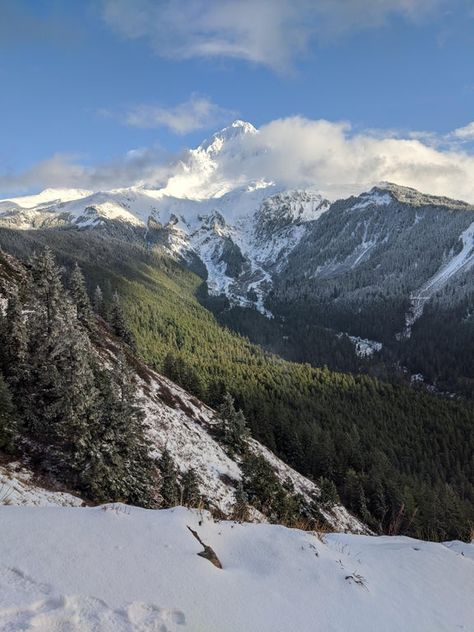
[0,286,29,392]
[158,448,179,507]
[69,262,94,329]
[0,248,157,507]
[163,353,205,399]
[240,452,304,524]
[181,468,201,507]
[93,285,107,319]
[0,229,473,540]
[216,391,249,454]
[110,291,136,349]
[82,355,158,507]
[319,477,340,508]
[232,482,249,520]
[0,373,16,451]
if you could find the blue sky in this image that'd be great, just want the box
[2,0,474,198]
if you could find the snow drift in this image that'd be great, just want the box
[0,505,472,632]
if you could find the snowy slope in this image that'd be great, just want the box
[128,352,365,533]
[403,219,474,335]
[2,128,474,322]
[0,122,329,313]
[0,462,83,507]
[0,505,472,632]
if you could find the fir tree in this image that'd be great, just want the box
[158,448,179,507]
[2,287,28,393]
[83,353,157,507]
[70,262,94,329]
[93,285,106,319]
[110,291,135,349]
[181,468,201,507]
[318,477,340,508]
[0,373,16,451]
[232,482,249,521]
[217,391,249,454]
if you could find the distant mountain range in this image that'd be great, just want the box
[1,121,474,392]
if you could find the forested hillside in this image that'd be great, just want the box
[0,226,473,540]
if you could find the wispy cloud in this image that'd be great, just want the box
[106,94,235,134]
[102,0,449,72]
[0,147,172,197]
[452,121,474,140]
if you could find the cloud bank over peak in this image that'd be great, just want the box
[3,117,474,204]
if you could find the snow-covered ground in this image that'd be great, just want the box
[348,335,383,358]
[403,219,474,336]
[0,505,472,632]
[134,358,366,533]
[0,462,83,507]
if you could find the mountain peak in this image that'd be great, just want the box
[371,182,474,210]
[197,120,257,155]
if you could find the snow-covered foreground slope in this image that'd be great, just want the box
[0,505,472,632]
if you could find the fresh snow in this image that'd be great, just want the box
[351,191,392,210]
[403,219,474,335]
[348,335,383,358]
[0,505,472,632]
[0,462,82,507]
[131,355,366,532]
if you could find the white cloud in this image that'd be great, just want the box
[118,94,235,134]
[452,121,474,140]
[4,117,474,204]
[206,117,474,202]
[0,147,172,197]
[102,0,447,71]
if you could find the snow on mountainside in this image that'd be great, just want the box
[0,504,472,631]
[0,462,83,507]
[125,350,366,532]
[0,122,330,314]
[2,126,474,322]
[0,248,364,533]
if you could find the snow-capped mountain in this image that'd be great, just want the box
[0,121,330,312]
[1,123,474,332]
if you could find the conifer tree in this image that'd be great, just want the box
[181,468,201,507]
[0,373,16,451]
[158,448,179,507]
[232,482,249,521]
[70,262,94,329]
[217,391,249,454]
[93,285,106,318]
[83,353,157,506]
[318,477,340,508]
[110,291,135,349]
[2,287,28,393]
[25,250,99,476]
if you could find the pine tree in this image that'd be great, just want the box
[93,285,106,318]
[83,353,157,506]
[318,477,340,508]
[217,391,249,454]
[181,468,201,507]
[158,448,179,507]
[25,250,99,477]
[232,482,249,521]
[110,291,135,349]
[2,287,28,393]
[70,262,94,329]
[0,373,16,451]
